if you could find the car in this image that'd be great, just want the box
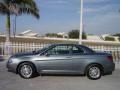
[6,44,115,80]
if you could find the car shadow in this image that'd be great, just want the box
[33,73,85,78]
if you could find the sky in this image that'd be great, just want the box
[0,0,120,35]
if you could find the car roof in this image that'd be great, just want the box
[49,43,94,53]
[50,43,84,47]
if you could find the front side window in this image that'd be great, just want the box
[47,45,72,55]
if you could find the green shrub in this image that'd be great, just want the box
[118,37,120,41]
[68,30,87,39]
[105,36,115,41]
[82,31,87,39]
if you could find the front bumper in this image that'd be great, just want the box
[6,61,17,73]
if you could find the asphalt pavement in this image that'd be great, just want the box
[0,61,120,90]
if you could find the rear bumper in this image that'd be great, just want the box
[112,63,115,71]
[104,62,115,74]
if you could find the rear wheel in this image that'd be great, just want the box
[18,62,36,79]
[86,65,101,80]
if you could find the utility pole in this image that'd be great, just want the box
[13,15,16,38]
[79,0,83,44]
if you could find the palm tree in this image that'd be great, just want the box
[0,0,39,54]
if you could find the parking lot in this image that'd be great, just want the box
[0,61,120,90]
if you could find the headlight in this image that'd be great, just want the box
[8,58,13,63]
[8,57,19,64]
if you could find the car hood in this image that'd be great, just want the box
[11,52,35,58]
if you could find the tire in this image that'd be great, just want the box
[18,62,36,79]
[86,64,102,80]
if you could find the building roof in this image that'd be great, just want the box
[19,30,38,37]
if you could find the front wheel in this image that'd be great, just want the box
[18,62,36,79]
[86,65,102,80]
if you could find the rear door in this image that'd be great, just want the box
[71,45,86,73]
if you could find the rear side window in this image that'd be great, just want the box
[72,46,84,55]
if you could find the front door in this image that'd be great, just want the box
[37,45,73,73]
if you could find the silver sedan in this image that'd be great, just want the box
[6,44,115,80]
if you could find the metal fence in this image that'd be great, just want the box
[0,36,120,62]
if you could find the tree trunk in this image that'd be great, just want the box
[5,13,11,56]
[6,14,11,42]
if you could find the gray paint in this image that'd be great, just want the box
[6,44,115,75]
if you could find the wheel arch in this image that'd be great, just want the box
[84,63,104,75]
[16,61,37,74]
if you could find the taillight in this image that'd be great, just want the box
[107,56,113,62]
